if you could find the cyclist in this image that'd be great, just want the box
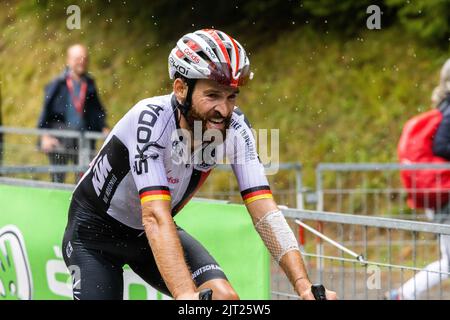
[62,29,337,300]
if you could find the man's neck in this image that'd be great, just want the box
[69,70,82,82]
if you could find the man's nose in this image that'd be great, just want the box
[215,99,232,118]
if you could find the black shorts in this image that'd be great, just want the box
[62,197,227,300]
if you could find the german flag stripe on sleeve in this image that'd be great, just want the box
[241,186,273,205]
[139,186,171,204]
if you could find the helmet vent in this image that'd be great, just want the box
[197,51,209,62]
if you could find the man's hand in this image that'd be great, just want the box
[299,286,338,300]
[175,288,213,300]
[293,274,337,300]
[40,134,60,153]
[246,199,338,300]
[102,127,111,136]
[174,291,200,300]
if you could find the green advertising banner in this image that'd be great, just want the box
[0,182,270,300]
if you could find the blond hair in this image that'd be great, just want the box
[432,58,450,107]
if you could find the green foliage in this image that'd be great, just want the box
[387,0,450,45]
[302,0,393,33]
[9,0,450,44]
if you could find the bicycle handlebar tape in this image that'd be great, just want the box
[311,284,327,300]
[199,288,213,300]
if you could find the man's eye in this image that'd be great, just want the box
[207,94,218,98]
[228,94,237,100]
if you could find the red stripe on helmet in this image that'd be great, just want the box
[228,36,240,86]
[186,40,200,51]
[206,29,240,87]
[175,49,184,58]
[205,29,231,67]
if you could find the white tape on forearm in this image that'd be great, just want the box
[254,210,299,263]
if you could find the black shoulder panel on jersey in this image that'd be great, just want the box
[74,135,131,213]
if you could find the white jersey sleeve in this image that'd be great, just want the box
[120,99,173,205]
[227,108,273,205]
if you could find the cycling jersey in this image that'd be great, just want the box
[73,93,272,229]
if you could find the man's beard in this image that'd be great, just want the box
[185,106,231,142]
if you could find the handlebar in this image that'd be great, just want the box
[311,284,327,300]
[199,288,213,300]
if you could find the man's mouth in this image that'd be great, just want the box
[208,118,225,125]
[207,117,227,130]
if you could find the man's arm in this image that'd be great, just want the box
[226,110,335,298]
[433,100,450,159]
[37,83,53,130]
[246,198,337,300]
[37,82,60,153]
[141,200,199,299]
[123,100,200,299]
[89,80,108,132]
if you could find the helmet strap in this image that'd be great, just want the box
[178,78,197,119]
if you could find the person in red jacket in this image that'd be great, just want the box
[388,58,450,300]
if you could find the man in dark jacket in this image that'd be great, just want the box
[431,94,450,157]
[37,44,109,183]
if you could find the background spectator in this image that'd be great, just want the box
[37,44,109,183]
[388,58,450,300]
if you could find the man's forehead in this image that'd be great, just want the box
[68,45,88,58]
[199,79,239,94]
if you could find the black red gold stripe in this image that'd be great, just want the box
[139,186,171,204]
[241,186,273,205]
[172,170,211,214]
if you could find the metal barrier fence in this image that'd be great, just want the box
[316,163,450,220]
[0,126,104,183]
[273,208,450,300]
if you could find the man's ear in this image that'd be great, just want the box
[173,78,188,102]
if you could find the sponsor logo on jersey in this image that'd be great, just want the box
[65,241,73,259]
[194,161,215,172]
[230,117,242,130]
[134,104,164,175]
[172,140,184,158]
[240,128,256,162]
[167,176,180,184]
[92,154,113,196]
[191,264,222,280]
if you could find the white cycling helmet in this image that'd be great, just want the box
[168,29,253,88]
